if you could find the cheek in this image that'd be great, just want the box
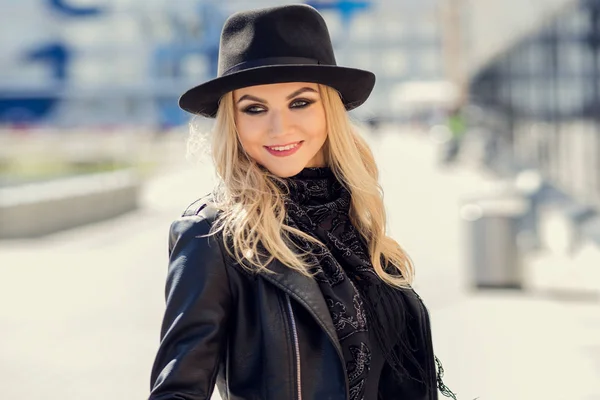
[302,109,327,139]
[236,116,267,149]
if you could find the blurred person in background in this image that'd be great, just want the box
[148,4,456,400]
[441,104,466,165]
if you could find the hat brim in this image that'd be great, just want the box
[178,64,375,118]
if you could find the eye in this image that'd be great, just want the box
[242,105,266,115]
[290,98,314,109]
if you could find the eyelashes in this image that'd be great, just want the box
[241,98,315,115]
[241,105,265,115]
[290,99,314,108]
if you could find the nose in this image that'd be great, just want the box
[268,108,291,137]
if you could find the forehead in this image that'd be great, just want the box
[232,82,320,99]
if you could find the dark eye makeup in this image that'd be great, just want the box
[240,98,316,115]
[242,105,266,114]
[290,98,314,108]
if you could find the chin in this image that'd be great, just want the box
[265,162,306,178]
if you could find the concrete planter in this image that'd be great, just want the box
[0,169,140,239]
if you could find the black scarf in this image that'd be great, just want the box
[277,167,430,400]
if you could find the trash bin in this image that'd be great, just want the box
[460,195,530,290]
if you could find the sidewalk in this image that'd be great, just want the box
[371,128,600,400]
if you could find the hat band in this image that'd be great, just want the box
[222,56,321,76]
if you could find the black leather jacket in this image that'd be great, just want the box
[149,198,440,400]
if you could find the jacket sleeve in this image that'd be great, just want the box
[149,215,233,400]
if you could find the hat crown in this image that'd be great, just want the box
[218,4,336,76]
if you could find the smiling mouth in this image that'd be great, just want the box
[265,141,303,151]
[264,141,304,157]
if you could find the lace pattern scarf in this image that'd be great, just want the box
[277,167,457,400]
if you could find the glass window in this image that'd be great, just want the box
[412,10,439,41]
[417,48,442,77]
[557,42,593,75]
[70,58,104,84]
[558,6,591,35]
[499,79,512,105]
[511,78,531,114]
[556,77,586,116]
[352,50,373,70]
[349,13,373,40]
[181,54,209,79]
[527,43,550,75]
[509,44,529,75]
[382,52,408,76]
[529,77,549,116]
[596,53,600,74]
[382,17,406,40]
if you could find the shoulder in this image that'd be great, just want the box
[170,194,258,281]
[181,193,221,221]
[168,194,222,252]
[168,195,255,290]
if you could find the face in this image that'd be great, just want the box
[233,82,327,178]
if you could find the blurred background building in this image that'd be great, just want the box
[468,0,600,213]
[0,0,451,128]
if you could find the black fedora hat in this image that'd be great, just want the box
[178,4,376,118]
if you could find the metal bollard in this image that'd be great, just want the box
[460,195,529,290]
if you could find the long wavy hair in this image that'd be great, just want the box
[190,84,414,288]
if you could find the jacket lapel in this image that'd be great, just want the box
[260,257,342,354]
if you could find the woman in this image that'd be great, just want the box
[149,4,456,400]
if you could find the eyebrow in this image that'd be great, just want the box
[236,87,318,104]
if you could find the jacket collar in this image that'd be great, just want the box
[260,257,342,354]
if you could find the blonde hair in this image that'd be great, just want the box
[192,84,414,288]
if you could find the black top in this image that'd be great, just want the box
[281,167,386,400]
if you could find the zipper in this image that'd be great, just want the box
[285,294,303,400]
[283,290,350,400]
[264,274,351,400]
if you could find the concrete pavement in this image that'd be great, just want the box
[0,128,598,400]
